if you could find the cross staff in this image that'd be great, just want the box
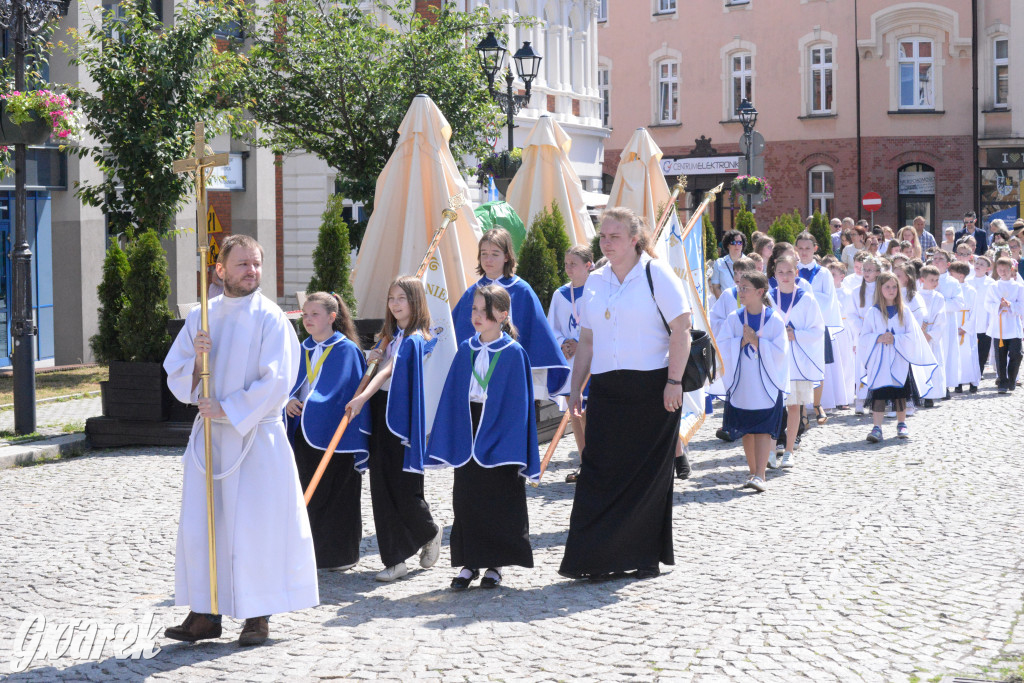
[173,121,230,615]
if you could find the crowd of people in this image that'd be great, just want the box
[157,204,1024,646]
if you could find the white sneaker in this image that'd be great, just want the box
[420,525,443,569]
[768,451,779,469]
[327,562,357,572]
[780,452,794,468]
[375,562,408,582]
[740,475,755,489]
[748,476,767,492]
[854,399,865,415]
[906,402,916,417]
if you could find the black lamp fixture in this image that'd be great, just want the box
[0,0,72,434]
[737,98,758,134]
[476,30,542,154]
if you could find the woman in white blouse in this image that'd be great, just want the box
[559,207,692,582]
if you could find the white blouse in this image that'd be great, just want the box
[579,253,689,374]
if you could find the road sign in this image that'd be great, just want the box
[738,131,765,157]
[862,192,882,213]
[737,156,765,178]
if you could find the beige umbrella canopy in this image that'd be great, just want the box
[505,115,595,246]
[606,127,672,230]
[352,95,482,316]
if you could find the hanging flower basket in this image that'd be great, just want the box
[0,89,83,147]
[476,148,523,197]
[730,175,772,205]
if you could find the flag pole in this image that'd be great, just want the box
[303,193,466,505]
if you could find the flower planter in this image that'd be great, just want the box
[734,179,765,196]
[493,177,513,199]
[0,102,50,146]
[100,360,172,422]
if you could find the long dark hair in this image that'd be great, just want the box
[378,275,433,346]
[477,228,517,278]
[474,284,519,339]
[739,271,772,308]
[304,291,358,343]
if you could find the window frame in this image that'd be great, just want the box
[897,38,935,110]
[809,45,834,115]
[808,164,835,219]
[994,37,1009,109]
[657,60,679,125]
[730,52,753,118]
[597,0,607,22]
[656,0,676,15]
[598,67,611,128]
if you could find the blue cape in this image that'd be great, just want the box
[425,333,540,482]
[385,333,428,474]
[453,276,569,395]
[287,332,370,471]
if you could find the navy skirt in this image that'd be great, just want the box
[824,331,835,365]
[723,391,785,439]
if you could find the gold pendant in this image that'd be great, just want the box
[605,308,611,320]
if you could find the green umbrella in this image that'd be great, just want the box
[474,201,527,254]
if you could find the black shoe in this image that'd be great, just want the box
[923,399,934,408]
[450,568,480,591]
[164,611,222,643]
[715,428,734,443]
[969,385,978,393]
[674,455,690,480]
[635,567,661,580]
[955,385,963,394]
[565,468,580,483]
[480,568,502,589]
[998,382,1009,394]
[942,390,951,400]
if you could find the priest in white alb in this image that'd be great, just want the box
[162,234,318,647]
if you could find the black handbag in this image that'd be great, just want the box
[646,261,718,392]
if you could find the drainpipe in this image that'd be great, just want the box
[854,0,863,221]
[972,0,980,215]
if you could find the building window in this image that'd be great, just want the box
[656,0,675,14]
[598,67,610,127]
[597,0,607,22]
[731,53,752,117]
[810,46,833,114]
[658,61,679,123]
[898,39,934,109]
[994,38,1009,109]
[808,165,834,218]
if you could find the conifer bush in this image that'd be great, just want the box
[117,230,173,363]
[809,210,832,257]
[735,207,757,254]
[703,212,719,261]
[90,238,130,363]
[517,222,561,311]
[307,195,358,315]
[536,202,572,284]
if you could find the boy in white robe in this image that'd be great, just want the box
[917,266,947,407]
[947,261,980,391]
[986,257,1024,392]
[932,251,964,398]
[163,235,318,646]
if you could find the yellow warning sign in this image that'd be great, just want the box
[207,205,223,234]
[207,235,220,266]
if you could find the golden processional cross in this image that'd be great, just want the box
[172,122,230,614]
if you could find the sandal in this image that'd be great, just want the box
[815,405,828,425]
[565,468,580,483]
[450,568,479,591]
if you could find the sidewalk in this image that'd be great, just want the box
[0,395,101,468]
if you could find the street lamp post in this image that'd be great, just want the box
[476,31,541,154]
[737,98,758,211]
[0,0,71,434]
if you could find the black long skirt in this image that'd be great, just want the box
[369,390,439,568]
[293,430,362,569]
[559,368,679,576]
[449,402,533,569]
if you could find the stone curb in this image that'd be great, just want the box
[0,433,88,470]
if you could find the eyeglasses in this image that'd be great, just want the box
[729,240,744,246]
[737,285,758,293]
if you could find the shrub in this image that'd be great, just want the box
[307,194,358,315]
[536,202,572,284]
[703,212,719,261]
[89,238,129,363]
[517,223,561,311]
[735,208,757,254]
[768,209,805,246]
[590,232,603,262]
[809,210,832,257]
[117,230,172,363]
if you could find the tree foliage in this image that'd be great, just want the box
[809,210,832,257]
[307,195,358,315]
[518,222,560,311]
[89,238,129,363]
[244,0,515,211]
[536,202,571,284]
[64,0,252,237]
[590,232,603,263]
[117,231,173,362]
[735,208,757,254]
[768,209,805,246]
[703,212,719,261]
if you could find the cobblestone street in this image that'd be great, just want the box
[1,376,1023,682]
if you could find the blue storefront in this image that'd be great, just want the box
[0,146,64,366]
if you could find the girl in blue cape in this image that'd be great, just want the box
[345,276,443,584]
[768,254,825,470]
[427,284,538,591]
[716,271,790,493]
[452,227,569,399]
[286,292,369,571]
[856,272,938,442]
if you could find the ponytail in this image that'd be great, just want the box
[475,284,519,340]
[305,291,359,343]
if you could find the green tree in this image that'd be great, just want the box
[245,0,519,212]
[64,0,251,237]
[535,202,571,284]
[736,208,757,254]
[768,210,803,246]
[117,231,173,362]
[590,232,603,262]
[703,212,719,261]
[517,224,560,311]
[89,238,129,363]
[809,210,832,257]
[307,195,358,315]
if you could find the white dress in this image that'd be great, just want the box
[717,306,790,421]
[857,305,938,399]
[955,282,981,386]
[164,291,319,619]
[849,281,877,400]
[938,272,965,390]
[770,287,825,385]
[916,289,947,400]
[546,283,585,407]
[829,287,857,406]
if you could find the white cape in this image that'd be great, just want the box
[164,291,319,619]
[856,306,938,397]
